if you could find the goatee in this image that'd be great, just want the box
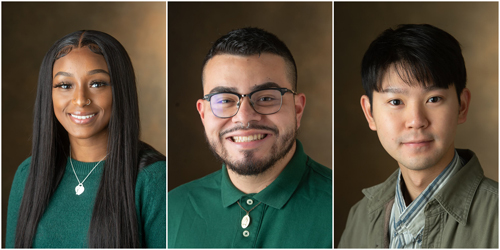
[206,124,297,176]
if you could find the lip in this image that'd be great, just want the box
[67,112,98,125]
[401,139,433,147]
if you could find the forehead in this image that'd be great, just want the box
[203,53,292,94]
[53,47,108,77]
[378,65,447,93]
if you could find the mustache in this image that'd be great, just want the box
[219,124,279,138]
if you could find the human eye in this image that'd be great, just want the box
[54,82,72,89]
[218,98,235,104]
[213,94,237,105]
[90,80,109,88]
[427,96,442,103]
[258,96,276,102]
[253,90,280,106]
[388,99,403,106]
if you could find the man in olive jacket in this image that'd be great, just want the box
[339,24,498,248]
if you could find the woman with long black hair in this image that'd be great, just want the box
[5,30,166,248]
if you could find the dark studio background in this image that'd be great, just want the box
[2,2,166,246]
[334,2,498,247]
[168,2,332,191]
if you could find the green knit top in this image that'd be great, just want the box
[5,156,166,248]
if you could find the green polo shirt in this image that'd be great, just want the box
[168,140,332,248]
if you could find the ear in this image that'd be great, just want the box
[294,93,306,129]
[196,99,206,125]
[458,88,471,124]
[360,95,377,131]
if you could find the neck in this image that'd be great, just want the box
[69,131,109,162]
[399,147,455,203]
[227,142,296,194]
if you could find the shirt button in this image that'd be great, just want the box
[243,230,250,237]
[246,199,253,205]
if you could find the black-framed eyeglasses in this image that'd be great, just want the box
[202,88,297,118]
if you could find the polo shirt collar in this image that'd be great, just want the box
[221,140,308,209]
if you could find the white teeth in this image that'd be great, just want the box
[232,134,265,143]
[71,114,95,120]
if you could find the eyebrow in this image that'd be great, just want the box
[208,82,282,95]
[53,69,109,79]
[208,86,238,94]
[53,72,72,78]
[379,85,443,94]
[88,69,109,75]
[250,82,281,92]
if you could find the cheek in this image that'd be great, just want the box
[52,92,66,113]
[204,115,225,136]
[375,113,401,146]
[433,108,459,138]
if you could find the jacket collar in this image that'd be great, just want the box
[220,140,308,209]
[362,149,484,225]
[432,149,483,225]
[362,170,398,216]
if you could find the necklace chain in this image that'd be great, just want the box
[237,200,262,214]
[69,146,108,194]
[237,200,262,229]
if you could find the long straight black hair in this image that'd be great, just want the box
[15,30,164,248]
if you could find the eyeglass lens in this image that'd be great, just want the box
[210,89,283,118]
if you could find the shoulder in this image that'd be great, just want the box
[9,156,33,198]
[11,156,32,190]
[6,157,33,247]
[168,170,223,200]
[456,149,498,200]
[136,142,166,186]
[168,170,223,216]
[136,160,166,196]
[302,156,332,195]
[137,161,166,180]
[477,176,498,196]
[338,196,372,247]
[16,157,31,174]
[134,143,166,205]
[470,176,498,216]
[306,156,332,180]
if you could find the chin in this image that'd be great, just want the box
[399,158,439,171]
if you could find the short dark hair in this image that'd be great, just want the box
[361,24,467,104]
[202,27,297,91]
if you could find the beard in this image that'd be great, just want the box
[206,123,297,176]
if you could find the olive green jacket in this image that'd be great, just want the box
[338,149,498,248]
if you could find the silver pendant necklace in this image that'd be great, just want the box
[237,200,262,229]
[69,146,108,195]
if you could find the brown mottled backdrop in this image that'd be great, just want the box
[168,2,332,190]
[334,2,498,247]
[168,2,332,191]
[1,2,165,246]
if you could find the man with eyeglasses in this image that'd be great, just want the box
[168,27,332,248]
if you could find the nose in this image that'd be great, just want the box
[231,96,261,125]
[71,86,90,107]
[405,103,429,129]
